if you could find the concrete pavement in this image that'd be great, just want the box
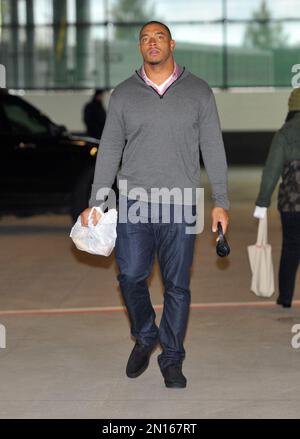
[0,166,299,418]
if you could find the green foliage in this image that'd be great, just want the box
[243,0,289,49]
[111,0,156,41]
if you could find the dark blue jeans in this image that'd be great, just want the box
[115,197,197,371]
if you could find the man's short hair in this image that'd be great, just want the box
[139,21,172,41]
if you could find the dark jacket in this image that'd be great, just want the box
[83,99,106,140]
[256,112,300,211]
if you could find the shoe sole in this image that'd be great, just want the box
[165,380,186,388]
[277,302,291,308]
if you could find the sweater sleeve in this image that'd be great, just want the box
[88,91,126,207]
[199,90,230,210]
[255,131,285,207]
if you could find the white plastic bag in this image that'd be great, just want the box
[247,212,275,297]
[70,206,118,256]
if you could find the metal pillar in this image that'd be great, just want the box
[103,0,110,90]
[10,0,19,87]
[25,0,34,88]
[75,0,91,87]
[53,0,67,87]
[222,0,228,89]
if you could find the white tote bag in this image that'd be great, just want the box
[70,206,118,256]
[247,213,275,297]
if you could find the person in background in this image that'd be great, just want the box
[254,88,300,308]
[83,88,106,140]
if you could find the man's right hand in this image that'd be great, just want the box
[80,207,102,227]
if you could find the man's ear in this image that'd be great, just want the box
[170,39,176,52]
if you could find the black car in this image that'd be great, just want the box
[0,89,100,222]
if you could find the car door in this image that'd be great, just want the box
[0,95,71,211]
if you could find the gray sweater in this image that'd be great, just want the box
[88,64,229,209]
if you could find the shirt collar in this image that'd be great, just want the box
[139,62,180,86]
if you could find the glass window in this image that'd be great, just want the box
[2,100,49,135]
[227,0,300,20]
[1,0,300,89]
[0,106,9,131]
[226,19,300,87]
[33,0,53,25]
[108,0,223,22]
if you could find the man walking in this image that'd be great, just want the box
[81,21,229,388]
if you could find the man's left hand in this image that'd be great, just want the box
[212,207,229,236]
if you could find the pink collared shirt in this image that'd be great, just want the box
[140,62,180,95]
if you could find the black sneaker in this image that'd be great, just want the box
[276,298,292,308]
[126,341,157,378]
[161,364,187,388]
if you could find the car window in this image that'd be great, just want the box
[2,100,49,135]
[0,107,7,131]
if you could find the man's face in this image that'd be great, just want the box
[139,24,175,65]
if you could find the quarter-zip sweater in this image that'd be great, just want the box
[140,62,180,94]
[88,63,229,209]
